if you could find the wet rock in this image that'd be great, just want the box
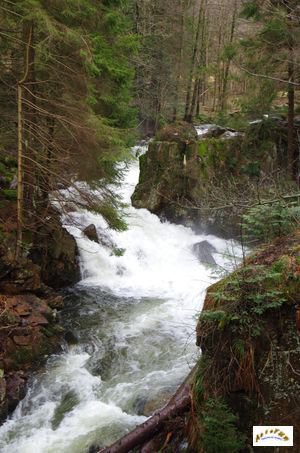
[52,390,79,430]
[30,208,80,288]
[0,261,42,295]
[46,295,64,309]
[142,391,174,416]
[195,124,227,138]
[192,240,217,266]
[155,121,198,143]
[133,396,148,416]
[6,372,26,413]
[13,335,31,346]
[88,445,102,453]
[14,301,32,316]
[0,376,7,421]
[83,224,99,243]
[64,330,78,345]
[26,313,49,326]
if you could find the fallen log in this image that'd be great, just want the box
[99,386,190,453]
[98,367,196,453]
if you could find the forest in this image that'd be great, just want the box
[0,0,299,452]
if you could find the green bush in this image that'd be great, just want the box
[242,201,300,243]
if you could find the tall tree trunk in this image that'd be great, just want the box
[287,46,295,177]
[16,84,23,260]
[172,0,185,122]
[16,22,33,259]
[220,0,237,111]
[184,1,203,122]
[23,22,36,222]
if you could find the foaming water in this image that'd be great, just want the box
[0,149,241,452]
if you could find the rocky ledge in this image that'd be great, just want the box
[0,292,64,421]
[0,210,80,421]
[189,229,300,451]
[132,119,300,237]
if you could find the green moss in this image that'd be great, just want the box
[199,256,300,339]
[198,142,208,158]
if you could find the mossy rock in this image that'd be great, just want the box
[192,230,300,450]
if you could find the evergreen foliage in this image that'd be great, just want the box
[242,201,300,243]
[0,0,138,249]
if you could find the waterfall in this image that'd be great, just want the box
[0,146,240,453]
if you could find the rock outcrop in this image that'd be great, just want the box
[189,230,300,451]
[132,119,300,237]
[131,134,245,235]
[0,289,64,421]
[29,209,80,288]
[0,209,78,421]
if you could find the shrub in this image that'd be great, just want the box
[202,398,245,453]
[242,201,300,243]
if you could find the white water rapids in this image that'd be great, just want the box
[0,146,240,452]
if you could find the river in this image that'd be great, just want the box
[0,146,239,452]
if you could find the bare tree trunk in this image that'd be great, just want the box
[16,22,33,260]
[173,0,185,122]
[220,0,237,111]
[184,1,203,122]
[287,50,295,177]
[16,84,23,260]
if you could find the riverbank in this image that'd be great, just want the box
[0,160,80,421]
[190,229,300,451]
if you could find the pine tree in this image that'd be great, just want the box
[0,0,138,257]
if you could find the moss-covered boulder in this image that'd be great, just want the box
[131,135,246,234]
[189,230,300,451]
[131,120,298,236]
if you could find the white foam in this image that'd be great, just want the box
[0,151,241,452]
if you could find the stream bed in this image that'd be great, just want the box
[0,150,240,452]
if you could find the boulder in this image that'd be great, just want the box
[195,124,227,139]
[83,224,99,243]
[30,208,80,288]
[0,260,42,295]
[155,122,198,143]
[192,240,217,266]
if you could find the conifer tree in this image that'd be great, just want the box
[0,0,138,257]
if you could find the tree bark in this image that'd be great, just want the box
[184,1,203,122]
[172,0,185,122]
[16,22,33,259]
[287,50,295,177]
[220,0,237,111]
